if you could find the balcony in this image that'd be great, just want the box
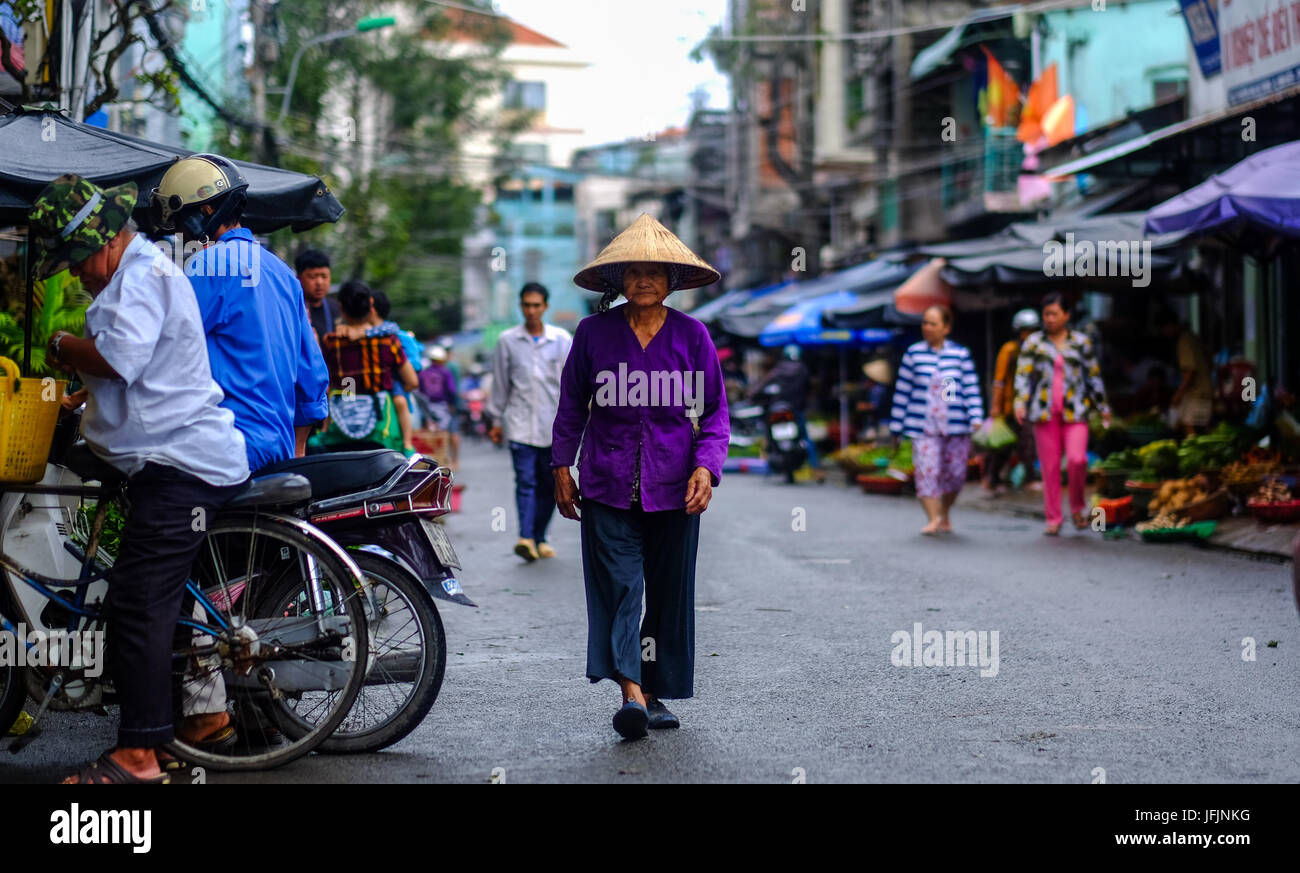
[940,127,1026,227]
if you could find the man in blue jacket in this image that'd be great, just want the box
[149,154,328,753]
[149,154,329,471]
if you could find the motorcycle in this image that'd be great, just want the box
[5,406,470,758]
[1,419,374,771]
[757,383,808,484]
[258,447,474,753]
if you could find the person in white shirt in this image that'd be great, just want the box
[487,283,573,561]
[30,174,251,784]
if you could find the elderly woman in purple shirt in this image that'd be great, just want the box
[552,214,729,740]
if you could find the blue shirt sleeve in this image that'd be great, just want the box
[294,300,329,426]
[188,270,226,333]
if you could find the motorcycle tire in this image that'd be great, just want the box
[314,551,446,754]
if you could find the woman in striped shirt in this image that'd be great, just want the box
[889,306,985,535]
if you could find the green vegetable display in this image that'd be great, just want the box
[889,439,913,473]
[1094,448,1139,471]
[1136,439,1180,476]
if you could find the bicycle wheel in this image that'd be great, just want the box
[268,550,445,754]
[165,513,368,772]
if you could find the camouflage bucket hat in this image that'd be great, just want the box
[27,174,138,280]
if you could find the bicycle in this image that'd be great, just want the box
[0,444,372,772]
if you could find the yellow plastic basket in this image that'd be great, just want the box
[0,356,67,484]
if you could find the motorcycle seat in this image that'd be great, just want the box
[226,473,312,509]
[256,449,408,501]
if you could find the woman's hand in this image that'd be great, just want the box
[554,466,582,520]
[1101,410,1112,429]
[684,466,713,515]
[1014,406,1026,426]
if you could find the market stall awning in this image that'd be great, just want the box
[940,245,1186,289]
[687,280,793,324]
[1042,84,1300,181]
[0,108,344,232]
[758,288,896,348]
[1144,140,1300,239]
[718,259,910,339]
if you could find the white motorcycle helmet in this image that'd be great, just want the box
[1012,308,1040,331]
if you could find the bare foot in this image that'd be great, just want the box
[938,519,953,533]
[920,520,942,535]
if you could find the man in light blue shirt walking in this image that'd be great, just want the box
[487,283,572,562]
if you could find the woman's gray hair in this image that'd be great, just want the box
[597,263,681,313]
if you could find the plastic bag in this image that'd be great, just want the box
[972,416,1016,451]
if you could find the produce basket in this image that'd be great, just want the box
[1246,499,1300,525]
[1173,488,1232,522]
[857,473,904,495]
[0,356,67,485]
[1124,479,1161,518]
[1139,521,1217,543]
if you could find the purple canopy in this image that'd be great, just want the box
[1144,141,1300,238]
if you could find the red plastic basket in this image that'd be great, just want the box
[1246,499,1300,525]
[857,473,904,495]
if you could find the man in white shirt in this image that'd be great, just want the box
[30,174,251,784]
[487,283,572,561]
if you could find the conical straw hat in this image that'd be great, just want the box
[574,213,720,293]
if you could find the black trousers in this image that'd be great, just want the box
[579,499,700,700]
[105,463,244,748]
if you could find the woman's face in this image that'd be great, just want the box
[622,262,670,308]
[921,307,950,346]
[1042,302,1069,334]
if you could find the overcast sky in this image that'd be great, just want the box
[491,0,730,146]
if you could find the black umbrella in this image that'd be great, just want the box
[1,108,345,373]
[0,108,344,232]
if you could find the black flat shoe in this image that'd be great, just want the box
[646,698,680,730]
[612,701,649,739]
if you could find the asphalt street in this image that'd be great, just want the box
[4,438,1298,784]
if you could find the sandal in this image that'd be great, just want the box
[1043,524,1061,536]
[1072,512,1089,530]
[62,750,170,785]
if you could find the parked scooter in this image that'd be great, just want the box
[757,382,808,483]
[258,448,473,753]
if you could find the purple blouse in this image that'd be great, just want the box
[551,306,730,512]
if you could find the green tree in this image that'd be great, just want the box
[219,0,531,340]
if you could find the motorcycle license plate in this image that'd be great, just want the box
[421,518,461,569]
[771,422,799,440]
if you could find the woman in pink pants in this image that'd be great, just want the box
[1012,294,1111,535]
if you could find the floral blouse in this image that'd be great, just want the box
[1013,330,1110,424]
